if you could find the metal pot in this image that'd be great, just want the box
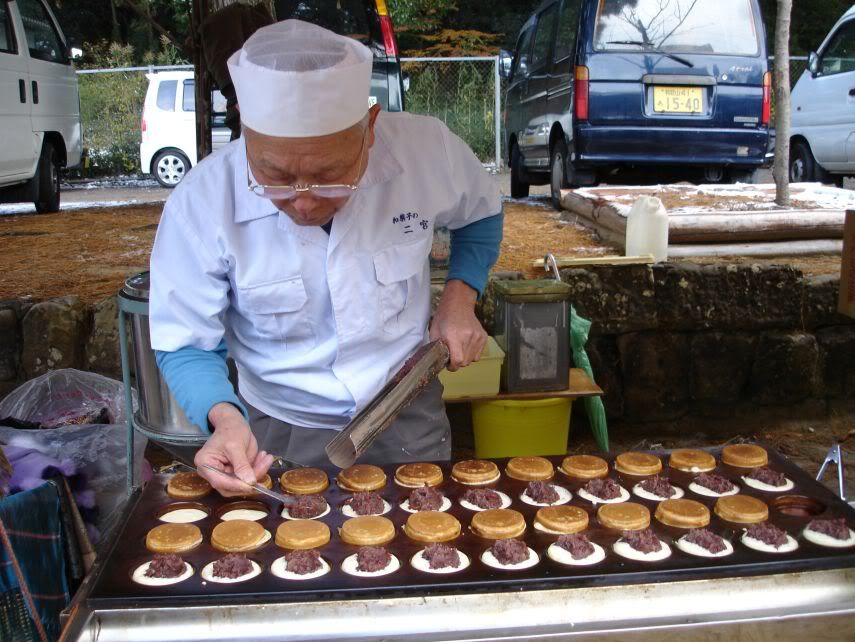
[119,272,207,441]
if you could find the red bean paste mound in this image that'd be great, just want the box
[525,481,560,504]
[583,478,622,500]
[745,523,788,548]
[746,467,787,487]
[347,492,385,515]
[212,554,253,579]
[639,475,675,498]
[421,543,461,569]
[807,518,850,541]
[409,485,443,512]
[622,528,662,554]
[462,488,502,509]
[145,554,186,578]
[289,494,328,519]
[684,528,727,554]
[694,473,736,494]
[356,546,392,572]
[490,538,529,565]
[284,549,323,575]
[556,533,595,560]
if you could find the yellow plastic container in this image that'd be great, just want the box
[472,397,572,458]
[439,337,505,400]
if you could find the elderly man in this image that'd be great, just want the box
[150,20,502,495]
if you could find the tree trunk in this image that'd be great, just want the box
[110,0,120,42]
[773,0,792,207]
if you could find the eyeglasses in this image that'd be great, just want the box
[246,133,368,200]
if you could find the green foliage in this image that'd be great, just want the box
[403,60,496,162]
[75,41,148,176]
[388,0,457,33]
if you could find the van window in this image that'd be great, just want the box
[156,80,178,111]
[183,79,195,112]
[1,3,16,53]
[820,20,855,76]
[531,5,558,70]
[17,0,68,63]
[555,0,581,61]
[512,24,535,80]
[594,0,759,57]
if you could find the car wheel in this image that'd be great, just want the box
[34,141,61,214]
[153,150,190,187]
[790,140,830,184]
[550,140,569,210]
[702,166,726,183]
[510,143,530,199]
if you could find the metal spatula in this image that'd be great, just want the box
[325,340,450,468]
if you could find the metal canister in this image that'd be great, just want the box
[119,272,206,439]
[492,279,571,393]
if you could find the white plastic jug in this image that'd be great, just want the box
[625,196,669,262]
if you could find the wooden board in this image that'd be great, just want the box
[445,368,602,403]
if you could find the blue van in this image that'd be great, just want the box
[501,0,772,205]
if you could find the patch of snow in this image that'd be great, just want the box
[0,199,162,216]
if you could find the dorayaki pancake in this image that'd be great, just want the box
[655,499,711,528]
[669,449,717,473]
[451,459,500,485]
[506,456,554,481]
[166,472,212,500]
[721,444,768,469]
[470,508,527,539]
[211,519,269,552]
[597,502,650,531]
[340,515,396,546]
[395,463,443,487]
[404,511,461,543]
[534,505,589,534]
[279,468,329,495]
[560,455,609,479]
[275,519,331,550]
[714,495,769,524]
[615,452,662,476]
[257,473,273,489]
[145,523,203,554]
[337,464,387,492]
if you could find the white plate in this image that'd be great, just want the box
[481,546,539,570]
[547,541,606,566]
[459,490,512,512]
[802,526,855,548]
[741,476,794,493]
[132,561,194,586]
[270,555,331,580]
[341,552,401,577]
[519,485,572,507]
[400,496,452,514]
[632,483,684,502]
[410,548,470,574]
[740,532,799,553]
[341,499,392,518]
[577,486,630,505]
[688,482,739,498]
[675,534,734,558]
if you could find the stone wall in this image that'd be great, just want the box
[480,262,855,423]
[1,261,853,424]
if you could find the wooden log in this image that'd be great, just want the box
[669,211,845,243]
[668,239,842,258]
[532,255,655,268]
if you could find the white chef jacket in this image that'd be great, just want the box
[149,112,501,429]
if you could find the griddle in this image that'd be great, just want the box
[85,447,855,609]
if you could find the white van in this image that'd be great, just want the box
[0,0,82,212]
[139,71,229,187]
[789,6,855,186]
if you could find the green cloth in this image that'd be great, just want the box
[570,305,609,451]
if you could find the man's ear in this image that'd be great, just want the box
[366,104,381,148]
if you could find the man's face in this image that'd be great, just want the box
[244,106,379,227]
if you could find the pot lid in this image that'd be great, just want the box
[122,271,150,299]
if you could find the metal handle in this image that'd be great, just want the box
[18,78,25,103]
[544,253,561,281]
[31,80,38,104]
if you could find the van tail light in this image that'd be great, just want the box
[141,109,147,137]
[375,1,398,57]
[761,71,771,126]
[574,66,589,121]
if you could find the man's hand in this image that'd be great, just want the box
[195,402,274,496]
[429,279,486,371]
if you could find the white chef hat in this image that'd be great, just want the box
[227,19,373,138]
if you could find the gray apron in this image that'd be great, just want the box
[243,378,451,467]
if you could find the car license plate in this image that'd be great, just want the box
[653,86,703,114]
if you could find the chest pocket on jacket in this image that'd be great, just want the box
[373,236,431,334]
[237,275,315,351]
